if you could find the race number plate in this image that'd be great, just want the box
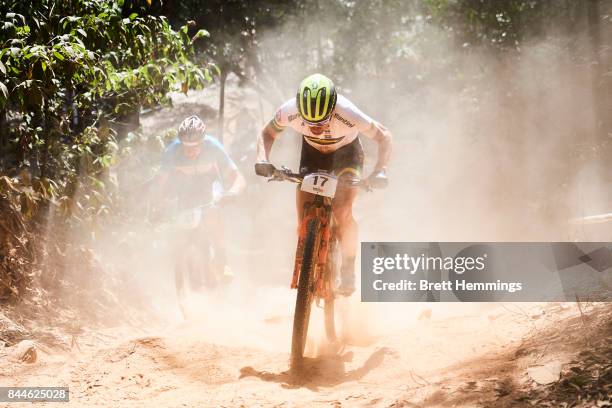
[301,173,338,198]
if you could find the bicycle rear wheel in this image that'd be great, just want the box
[290,218,320,372]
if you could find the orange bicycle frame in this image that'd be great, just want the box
[291,196,334,300]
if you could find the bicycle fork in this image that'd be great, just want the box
[291,197,333,297]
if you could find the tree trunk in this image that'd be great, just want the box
[40,130,50,179]
[218,70,228,143]
[161,0,171,14]
[0,108,6,168]
[587,0,604,140]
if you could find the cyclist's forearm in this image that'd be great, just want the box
[375,138,392,171]
[369,122,393,171]
[256,123,279,162]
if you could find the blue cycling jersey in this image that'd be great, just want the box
[161,135,237,208]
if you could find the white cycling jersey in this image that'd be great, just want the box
[272,94,375,153]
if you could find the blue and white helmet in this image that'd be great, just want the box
[178,115,206,146]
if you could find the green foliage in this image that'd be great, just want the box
[0,0,214,303]
[0,0,213,182]
[0,0,215,230]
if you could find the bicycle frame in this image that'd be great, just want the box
[267,165,366,300]
[291,194,336,302]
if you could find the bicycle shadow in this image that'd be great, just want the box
[239,347,393,391]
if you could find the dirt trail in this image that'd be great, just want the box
[2,87,607,407]
[0,298,593,407]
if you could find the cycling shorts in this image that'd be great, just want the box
[298,136,364,180]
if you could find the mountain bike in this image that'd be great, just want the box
[156,201,224,317]
[260,164,383,372]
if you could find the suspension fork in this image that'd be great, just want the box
[291,195,333,289]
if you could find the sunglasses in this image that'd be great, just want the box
[303,115,332,127]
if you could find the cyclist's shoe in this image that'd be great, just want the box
[336,281,355,297]
[336,259,356,296]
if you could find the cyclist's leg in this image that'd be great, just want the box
[202,206,230,281]
[173,230,189,291]
[332,184,359,294]
[331,138,364,296]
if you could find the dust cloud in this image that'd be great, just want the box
[70,9,608,358]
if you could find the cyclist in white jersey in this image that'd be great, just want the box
[255,73,393,296]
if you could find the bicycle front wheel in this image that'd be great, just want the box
[290,217,321,372]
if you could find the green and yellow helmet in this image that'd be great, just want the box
[296,73,337,125]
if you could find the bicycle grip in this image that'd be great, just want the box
[255,162,276,177]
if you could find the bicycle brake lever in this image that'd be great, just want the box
[268,172,285,182]
[268,166,292,182]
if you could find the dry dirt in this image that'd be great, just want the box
[2,85,610,407]
[1,298,604,407]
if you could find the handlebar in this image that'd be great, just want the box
[257,163,385,192]
[268,166,304,183]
